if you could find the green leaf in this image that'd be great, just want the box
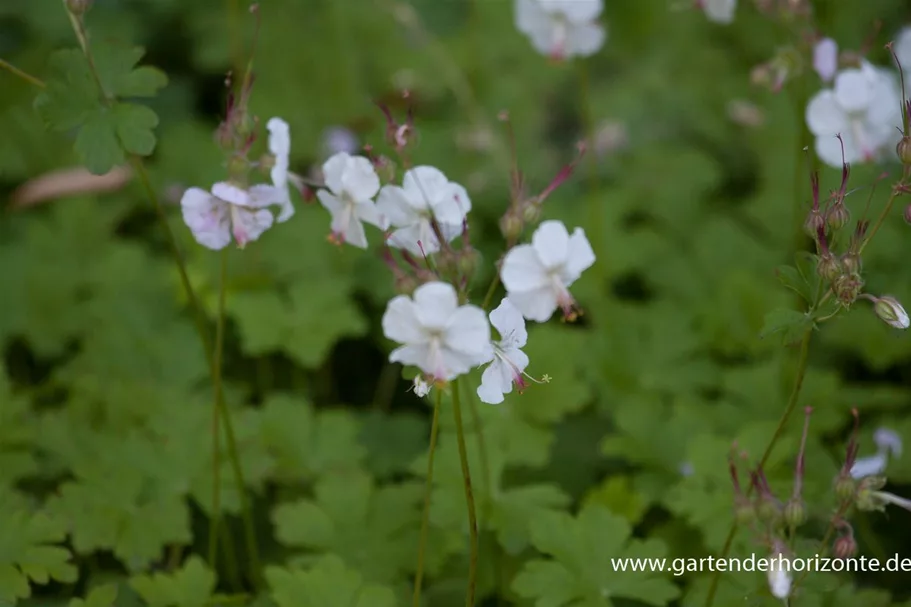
[272,470,421,584]
[512,504,679,606]
[130,556,215,607]
[758,308,812,344]
[73,108,124,174]
[0,502,77,604]
[775,263,813,304]
[266,555,397,607]
[69,583,118,607]
[114,103,159,155]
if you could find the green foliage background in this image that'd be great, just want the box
[3,0,911,605]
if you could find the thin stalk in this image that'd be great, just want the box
[481,273,501,311]
[59,1,262,588]
[413,390,443,607]
[208,250,228,569]
[858,165,911,255]
[704,330,812,607]
[0,58,46,88]
[452,380,479,607]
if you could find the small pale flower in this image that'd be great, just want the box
[382,282,493,382]
[514,0,605,60]
[376,166,471,256]
[412,375,432,398]
[266,117,294,222]
[812,38,838,83]
[500,220,596,322]
[851,426,902,479]
[317,152,386,249]
[477,298,531,405]
[700,0,736,24]
[805,62,903,167]
[767,554,792,600]
[181,181,286,250]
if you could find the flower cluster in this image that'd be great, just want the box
[514,0,606,61]
[180,74,297,250]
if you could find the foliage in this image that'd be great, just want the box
[2,0,911,606]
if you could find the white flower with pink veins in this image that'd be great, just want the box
[805,62,902,167]
[514,0,605,60]
[500,220,595,322]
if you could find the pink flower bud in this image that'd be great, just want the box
[872,295,910,329]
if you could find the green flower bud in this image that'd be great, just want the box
[757,497,782,524]
[834,476,856,502]
[826,202,850,231]
[66,0,92,15]
[734,498,756,526]
[833,534,857,560]
[783,499,806,528]
[897,136,911,166]
[816,254,842,283]
[499,211,523,242]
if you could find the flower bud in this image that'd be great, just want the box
[522,200,542,225]
[872,295,910,329]
[783,499,806,528]
[826,202,850,231]
[499,211,523,242]
[734,497,756,526]
[757,496,782,523]
[457,248,480,279]
[816,254,842,283]
[834,476,856,502]
[840,253,861,275]
[374,155,397,183]
[227,156,249,182]
[833,534,857,559]
[833,273,863,306]
[897,136,911,166]
[904,204,911,225]
[803,209,825,238]
[66,0,92,14]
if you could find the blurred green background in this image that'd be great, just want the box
[4,0,911,605]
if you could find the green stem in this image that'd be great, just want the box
[858,165,911,256]
[0,57,46,88]
[704,330,812,607]
[452,380,478,607]
[481,274,501,311]
[208,251,228,569]
[413,390,443,607]
[62,1,262,588]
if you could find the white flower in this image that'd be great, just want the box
[812,38,838,83]
[700,0,736,23]
[851,426,903,479]
[266,117,294,223]
[805,62,903,167]
[514,0,605,60]
[317,152,386,249]
[376,166,471,256]
[181,181,286,250]
[382,282,493,381]
[767,554,791,600]
[477,298,531,405]
[500,220,596,322]
[412,375,432,398]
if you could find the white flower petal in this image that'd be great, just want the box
[267,117,290,187]
[501,245,549,292]
[355,201,387,230]
[538,0,602,23]
[389,344,431,370]
[230,205,274,247]
[413,282,460,330]
[317,190,343,216]
[445,306,493,362]
[211,182,250,206]
[767,558,791,599]
[383,295,425,344]
[531,220,571,270]
[490,298,528,348]
[322,152,351,195]
[478,361,509,404]
[566,22,605,58]
[702,0,736,23]
[341,212,369,249]
[874,427,903,457]
[806,90,848,136]
[342,155,381,201]
[388,221,440,256]
[181,187,231,250]
[377,185,422,228]
[247,184,286,208]
[403,166,450,208]
[834,69,873,112]
[813,38,838,82]
[850,452,888,479]
[507,286,559,322]
[564,227,596,284]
